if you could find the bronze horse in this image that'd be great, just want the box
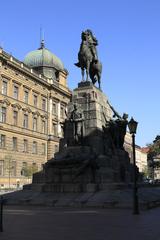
[89,60,102,89]
[75,30,102,89]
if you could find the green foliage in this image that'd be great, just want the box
[21,164,38,178]
[4,155,14,174]
[142,166,149,178]
[154,161,160,169]
[147,135,160,179]
[153,135,160,143]
[148,135,160,159]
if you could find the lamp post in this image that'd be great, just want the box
[128,117,139,215]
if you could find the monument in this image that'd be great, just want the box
[26,29,133,194]
[4,30,160,209]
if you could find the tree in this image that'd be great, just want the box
[147,135,160,179]
[4,155,15,189]
[142,166,149,179]
[21,164,38,178]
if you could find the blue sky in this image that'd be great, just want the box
[0,0,160,146]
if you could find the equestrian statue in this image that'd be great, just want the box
[75,29,102,89]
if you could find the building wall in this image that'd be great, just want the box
[153,156,160,179]
[0,49,71,188]
[154,168,160,179]
[135,148,147,173]
[124,132,148,173]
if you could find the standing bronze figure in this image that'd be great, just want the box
[107,100,128,149]
[75,29,102,89]
[70,104,84,144]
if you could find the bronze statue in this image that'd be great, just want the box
[60,104,84,146]
[85,29,98,61]
[115,113,128,149]
[107,101,128,149]
[70,104,84,144]
[75,29,102,89]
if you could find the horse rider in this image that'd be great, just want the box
[85,29,98,61]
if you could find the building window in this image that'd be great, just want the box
[42,143,46,155]
[41,120,46,134]
[2,79,8,95]
[52,122,58,136]
[42,98,46,111]
[60,106,65,118]
[24,90,29,103]
[0,135,6,148]
[41,164,44,170]
[32,141,37,154]
[10,161,16,177]
[32,162,38,173]
[13,111,18,126]
[33,117,37,131]
[23,139,28,152]
[0,107,6,123]
[33,94,38,107]
[52,103,57,115]
[54,145,59,153]
[21,162,28,176]
[12,137,18,151]
[0,160,4,176]
[23,114,28,128]
[13,85,19,99]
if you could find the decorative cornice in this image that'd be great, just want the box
[1,74,11,80]
[11,103,22,110]
[0,98,11,106]
[41,114,48,119]
[12,79,22,86]
[32,111,40,116]
[22,107,32,113]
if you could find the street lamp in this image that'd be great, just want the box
[128,117,139,215]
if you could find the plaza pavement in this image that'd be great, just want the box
[0,205,160,240]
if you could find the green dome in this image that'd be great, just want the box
[24,42,64,71]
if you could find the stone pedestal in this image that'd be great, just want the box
[29,81,134,193]
[73,81,112,132]
[66,81,112,154]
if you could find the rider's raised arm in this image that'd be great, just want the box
[107,100,121,119]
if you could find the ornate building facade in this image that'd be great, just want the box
[0,42,71,188]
